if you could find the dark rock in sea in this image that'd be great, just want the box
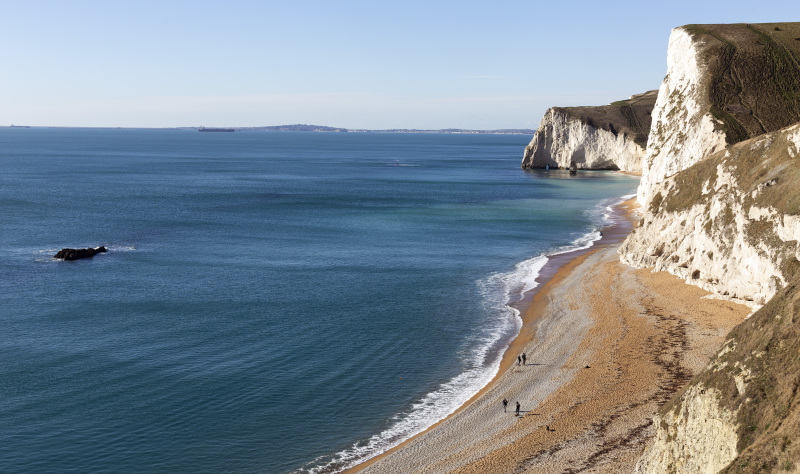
[54,246,108,261]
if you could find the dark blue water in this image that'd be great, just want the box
[0,128,637,473]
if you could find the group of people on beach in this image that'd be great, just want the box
[501,398,521,416]
[503,352,528,417]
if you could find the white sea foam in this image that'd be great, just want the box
[507,256,548,301]
[302,194,633,473]
[111,245,137,252]
[24,248,64,263]
[301,260,527,474]
[583,193,636,238]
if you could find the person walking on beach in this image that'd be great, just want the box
[522,352,527,366]
[515,401,520,416]
[502,398,508,412]
[517,355,521,366]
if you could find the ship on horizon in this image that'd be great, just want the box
[198,127,235,132]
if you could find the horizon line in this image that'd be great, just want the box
[4,124,537,134]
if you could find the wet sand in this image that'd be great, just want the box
[353,198,750,473]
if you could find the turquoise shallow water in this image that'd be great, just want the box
[0,128,638,473]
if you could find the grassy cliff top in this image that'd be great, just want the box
[552,90,658,148]
[653,123,800,217]
[681,22,800,145]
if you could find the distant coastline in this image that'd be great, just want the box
[3,124,535,135]
[240,124,536,135]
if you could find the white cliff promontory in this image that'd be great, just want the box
[523,20,800,472]
[638,23,800,206]
[522,91,656,172]
[522,108,643,172]
[638,27,728,205]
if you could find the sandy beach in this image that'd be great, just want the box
[353,198,750,473]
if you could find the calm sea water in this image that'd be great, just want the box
[0,128,637,473]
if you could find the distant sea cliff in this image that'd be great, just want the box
[525,22,800,472]
[522,90,656,173]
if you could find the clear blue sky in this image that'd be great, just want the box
[2,1,798,129]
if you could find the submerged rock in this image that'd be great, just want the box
[54,246,108,261]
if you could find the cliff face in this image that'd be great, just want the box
[522,21,800,471]
[521,91,656,172]
[638,28,728,204]
[620,22,800,472]
[634,384,739,473]
[639,23,800,205]
[621,123,800,306]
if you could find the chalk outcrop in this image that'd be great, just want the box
[522,91,656,172]
[638,28,727,204]
[619,22,800,473]
[520,21,800,472]
[621,20,800,304]
[634,385,738,474]
[621,123,800,306]
[639,23,800,205]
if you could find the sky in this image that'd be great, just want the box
[1,1,798,129]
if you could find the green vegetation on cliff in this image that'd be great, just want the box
[716,276,800,473]
[652,123,800,217]
[682,23,800,146]
[555,90,658,148]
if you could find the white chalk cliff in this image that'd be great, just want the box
[638,27,728,205]
[522,107,645,172]
[522,21,800,470]
[522,91,656,172]
[621,123,800,306]
[619,22,800,472]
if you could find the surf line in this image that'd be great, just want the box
[337,195,639,473]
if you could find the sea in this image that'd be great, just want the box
[0,128,638,473]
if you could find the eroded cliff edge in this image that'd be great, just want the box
[521,91,656,172]
[618,22,800,473]
[639,23,800,204]
[621,124,800,307]
[520,21,800,472]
